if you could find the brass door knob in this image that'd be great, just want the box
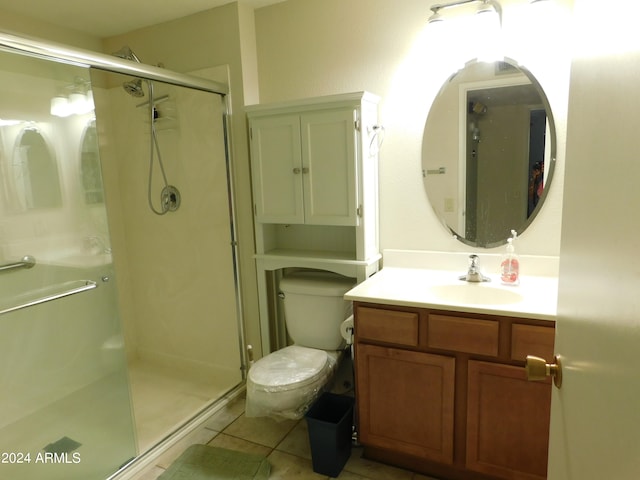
[525,355,562,388]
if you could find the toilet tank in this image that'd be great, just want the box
[279,271,356,350]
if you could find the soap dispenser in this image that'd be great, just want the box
[500,230,520,285]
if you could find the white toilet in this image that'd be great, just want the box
[246,270,356,419]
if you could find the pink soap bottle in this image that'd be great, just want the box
[500,230,520,285]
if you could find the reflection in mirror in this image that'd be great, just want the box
[12,127,62,210]
[80,120,104,204]
[422,59,556,248]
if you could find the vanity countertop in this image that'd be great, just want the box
[345,252,558,320]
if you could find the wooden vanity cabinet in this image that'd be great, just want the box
[353,302,555,480]
[356,343,456,464]
[466,360,552,479]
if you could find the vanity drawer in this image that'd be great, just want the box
[355,306,419,346]
[511,324,555,362]
[427,314,499,356]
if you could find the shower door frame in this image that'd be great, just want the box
[0,28,249,476]
[0,31,229,95]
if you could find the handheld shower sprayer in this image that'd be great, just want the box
[112,46,181,215]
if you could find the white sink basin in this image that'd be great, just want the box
[427,283,524,305]
[345,265,558,318]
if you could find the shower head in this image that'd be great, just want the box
[470,101,488,115]
[123,78,145,97]
[112,45,142,63]
[113,46,146,98]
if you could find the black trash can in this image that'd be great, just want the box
[305,392,355,477]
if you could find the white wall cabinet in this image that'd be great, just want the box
[251,108,357,226]
[250,113,304,224]
[246,92,381,353]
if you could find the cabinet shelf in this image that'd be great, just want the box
[256,248,381,270]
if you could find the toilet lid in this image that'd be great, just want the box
[249,345,330,390]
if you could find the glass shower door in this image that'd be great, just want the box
[0,51,137,479]
[94,65,244,453]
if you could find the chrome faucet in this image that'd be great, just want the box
[459,254,490,283]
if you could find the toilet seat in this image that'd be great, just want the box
[249,345,331,392]
[245,345,341,419]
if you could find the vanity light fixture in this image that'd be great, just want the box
[427,0,503,63]
[0,118,22,126]
[474,1,502,61]
[427,0,502,26]
[427,9,444,24]
[50,93,72,117]
[476,0,499,17]
[50,77,95,117]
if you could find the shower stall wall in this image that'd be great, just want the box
[0,32,245,480]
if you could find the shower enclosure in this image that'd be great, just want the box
[0,32,245,479]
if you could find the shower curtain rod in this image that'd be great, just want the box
[0,29,229,96]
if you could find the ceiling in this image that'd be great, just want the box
[0,0,284,38]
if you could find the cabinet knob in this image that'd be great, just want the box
[293,167,301,174]
[525,355,562,388]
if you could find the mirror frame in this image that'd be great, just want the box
[79,119,105,205]
[422,58,557,248]
[11,125,63,211]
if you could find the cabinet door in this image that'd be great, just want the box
[356,343,455,464]
[250,114,304,224]
[301,109,358,226]
[466,360,551,480]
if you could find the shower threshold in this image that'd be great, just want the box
[109,383,245,480]
[127,358,242,452]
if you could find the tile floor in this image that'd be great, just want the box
[131,392,439,480]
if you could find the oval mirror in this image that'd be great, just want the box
[12,126,62,210]
[422,59,556,248]
[79,120,104,204]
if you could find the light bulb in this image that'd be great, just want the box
[50,95,71,117]
[475,6,502,62]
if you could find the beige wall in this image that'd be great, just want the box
[0,8,101,51]
[254,0,573,258]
